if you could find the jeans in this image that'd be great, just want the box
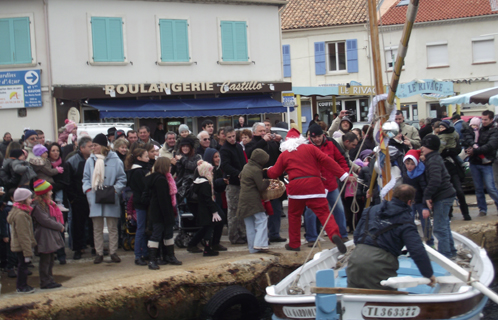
[134,208,148,259]
[432,197,457,258]
[305,189,348,241]
[244,212,269,253]
[412,203,434,246]
[268,199,282,239]
[470,164,498,213]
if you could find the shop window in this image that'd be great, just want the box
[472,38,495,63]
[0,15,35,66]
[426,42,448,68]
[359,99,369,122]
[219,20,249,63]
[218,116,232,128]
[385,46,404,70]
[400,103,418,122]
[247,115,262,127]
[327,41,346,72]
[89,16,127,64]
[158,18,190,64]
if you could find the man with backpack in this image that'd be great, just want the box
[347,184,435,290]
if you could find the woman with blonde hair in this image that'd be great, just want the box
[145,157,182,269]
[83,134,126,264]
[113,139,129,163]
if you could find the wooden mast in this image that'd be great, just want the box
[367,0,392,200]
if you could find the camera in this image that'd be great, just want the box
[271,133,276,139]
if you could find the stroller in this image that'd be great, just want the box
[174,182,202,248]
[121,187,137,251]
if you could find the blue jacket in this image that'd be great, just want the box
[354,198,433,279]
[402,163,428,206]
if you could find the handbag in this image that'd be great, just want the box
[95,186,116,204]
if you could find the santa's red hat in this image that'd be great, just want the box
[403,149,421,166]
[285,128,301,140]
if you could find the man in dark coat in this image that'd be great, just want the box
[153,123,166,145]
[466,110,498,216]
[347,184,435,290]
[0,132,12,158]
[421,135,457,259]
[63,136,94,260]
[220,127,247,244]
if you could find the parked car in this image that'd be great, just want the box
[77,123,134,139]
[235,127,289,140]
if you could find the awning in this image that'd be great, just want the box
[440,86,498,106]
[87,95,292,119]
[291,86,339,96]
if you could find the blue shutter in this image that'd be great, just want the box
[91,17,124,62]
[346,39,358,73]
[174,20,189,62]
[283,44,291,77]
[314,42,326,75]
[0,17,32,65]
[159,20,174,61]
[107,18,124,61]
[221,21,248,62]
[0,20,12,64]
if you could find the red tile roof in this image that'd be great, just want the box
[381,0,497,26]
[281,0,371,30]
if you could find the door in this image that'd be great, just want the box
[301,101,312,134]
[342,100,359,123]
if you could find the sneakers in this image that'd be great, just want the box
[212,244,228,251]
[332,235,347,254]
[135,257,147,266]
[41,282,62,289]
[187,246,203,253]
[94,255,104,264]
[479,211,487,217]
[110,253,121,263]
[17,285,35,294]
[285,244,300,251]
[56,202,69,213]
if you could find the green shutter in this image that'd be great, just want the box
[0,20,12,64]
[220,21,235,61]
[91,17,124,62]
[0,17,32,65]
[220,21,248,62]
[159,19,189,62]
[233,21,248,61]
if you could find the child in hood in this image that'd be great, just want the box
[7,188,37,294]
[402,150,435,245]
[57,119,77,146]
[437,121,459,154]
[2,149,37,189]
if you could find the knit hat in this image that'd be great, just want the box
[65,119,77,133]
[421,134,441,151]
[24,130,38,141]
[179,137,195,148]
[308,124,324,137]
[115,130,125,139]
[440,120,451,129]
[13,188,32,202]
[93,133,108,147]
[470,117,481,126]
[33,144,48,157]
[10,149,24,159]
[178,124,190,134]
[107,127,117,137]
[359,149,373,161]
[404,149,421,166]
[33,179,53,196]
[285,128,301,140]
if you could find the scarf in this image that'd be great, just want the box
[474,128,479,143]
[50,157,62,168]
[166,173,178,214]
[13,202,33,214]
[407,162,425,179]
[92,154,106,190]
[44,199,64,224]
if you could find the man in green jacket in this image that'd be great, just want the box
[395,111,421,149]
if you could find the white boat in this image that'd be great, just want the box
[265,232,494,320]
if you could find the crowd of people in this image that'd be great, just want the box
[1,109,497,293]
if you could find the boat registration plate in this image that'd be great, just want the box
[282,306,316,318]
[362,306,421,318]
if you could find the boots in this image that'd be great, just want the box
[203,242,219,257]
[148,248,160,270]
[163,245,182,265]
[156,245,167,265]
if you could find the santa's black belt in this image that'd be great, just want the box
[290,176,319,181]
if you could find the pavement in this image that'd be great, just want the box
[0,194,496,319]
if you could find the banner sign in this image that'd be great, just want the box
[396,79,453,99]
[0,70,42,109]
[282,92,296,108]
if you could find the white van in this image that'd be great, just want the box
[76,123,134,139]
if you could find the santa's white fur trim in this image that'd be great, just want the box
[280,135,307,153]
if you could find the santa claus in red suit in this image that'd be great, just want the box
[267,128,355,253]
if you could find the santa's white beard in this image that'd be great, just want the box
[280,135,308,153]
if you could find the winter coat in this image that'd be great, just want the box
[126,161,150,210]
[328,116,352,138]
[82,151,127,218]
[237,149,270,219]
[0,139,10,157]
[1,158,37,189]
[31,201,64,254]
[203,148,227,194]
[402,163,428,205]
[176,153,202,182]
[419,124,433,140]
[423,151,456,204]
[398,122,421,149]
[469,123,498,165]
[146,172,176,226]
[334,138,361,173]
[30,157,59,184]
[7,206,37,257]
[453,120,465,140]
[191,177,219,227]
[159,145,175,159]
[437,127,458,154]
[174,134,200,153]
[309,136,350,192]
[220,142,247,186]
[153,129,166,145]
[245,135,281,167]
[25,145,36,162]
[63,151,88,203]
[353,198,433,279]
